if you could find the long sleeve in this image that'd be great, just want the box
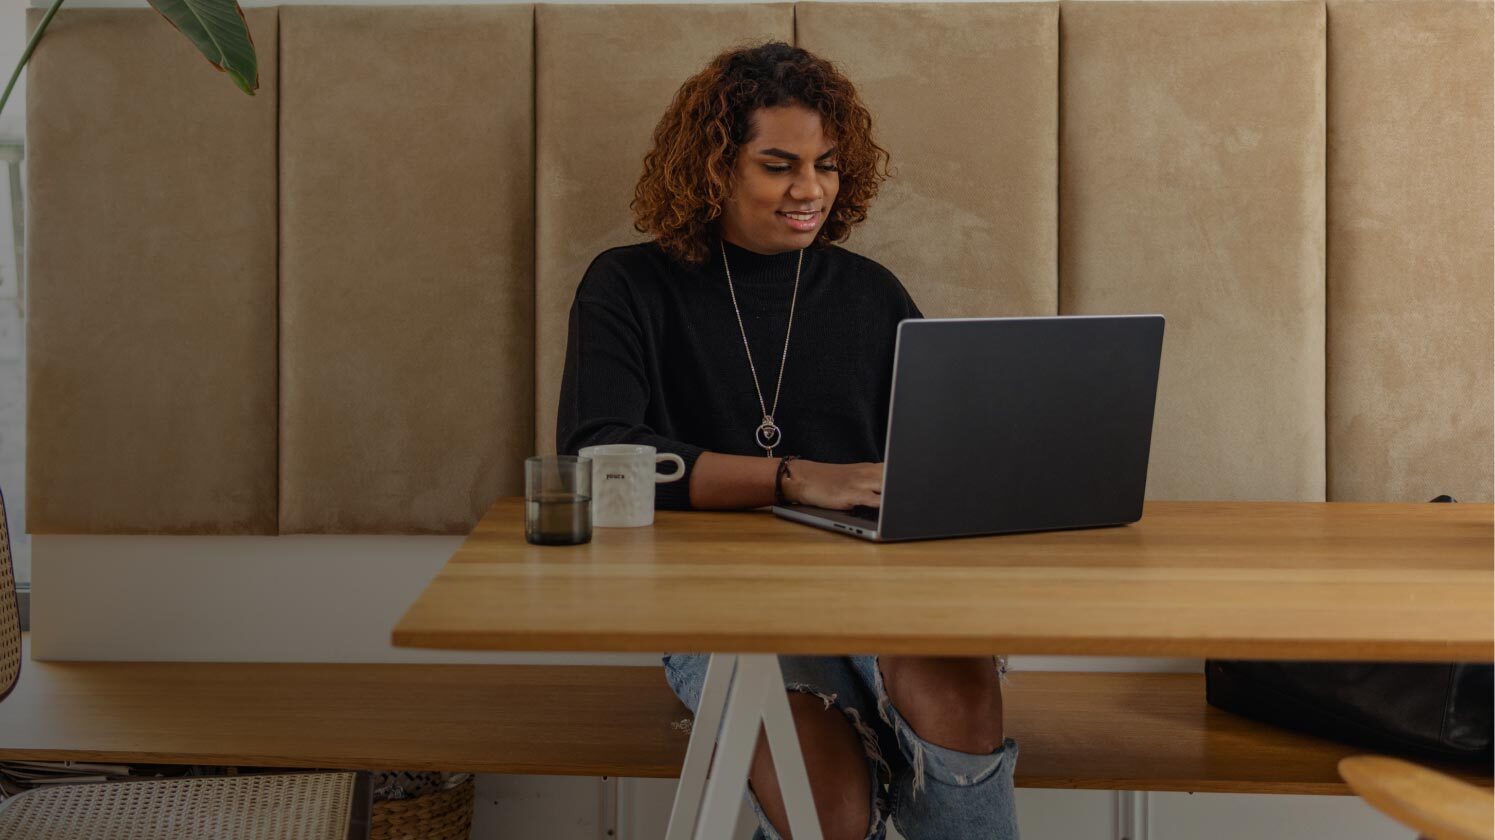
[554,241,911,511]
[555,265,704,510]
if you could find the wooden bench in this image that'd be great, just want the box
[0,640,1488,795]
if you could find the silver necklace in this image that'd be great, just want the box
[722,240,803,457]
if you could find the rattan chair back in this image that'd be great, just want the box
[0,485,21,702]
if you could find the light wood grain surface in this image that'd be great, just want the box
[4,639,1488,793]
[1013,672,1491,794]
[0,639,686,777]
[1339,755,1495,840]
[392,500,1493,660]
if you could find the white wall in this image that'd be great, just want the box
[1,0,25,140]
[482,780,1412,840]
[0,186,20,588]
[1,0,27,586]
[1,0,1416,837]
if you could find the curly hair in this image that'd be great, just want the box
[631,41,891,265]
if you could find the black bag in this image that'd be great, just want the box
[1204,495,1493,762]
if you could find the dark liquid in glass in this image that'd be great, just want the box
[526,494,592,545]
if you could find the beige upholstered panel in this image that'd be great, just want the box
[797,2,1057,319]
[279,6,534,533]
[1060,1,1326,502]
[25,8,279,534]
[27,2,1493,537]
[533,3,794,456]
[1326,0,1493,503]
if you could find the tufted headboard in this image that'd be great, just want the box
[22,1,1493,535]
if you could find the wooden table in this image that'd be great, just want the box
[392,499,1494,839]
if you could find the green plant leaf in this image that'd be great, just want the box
[0,0,66,119]
[145,0,258,94]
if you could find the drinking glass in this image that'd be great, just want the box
[525,455,592,546]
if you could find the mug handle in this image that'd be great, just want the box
[655,453,686,483]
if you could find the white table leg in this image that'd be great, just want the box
[665,654,737,840]
[664,653,824,840]
[756,654,822,839]
[696,655,771,837]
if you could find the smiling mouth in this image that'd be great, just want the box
[778,210,822,233]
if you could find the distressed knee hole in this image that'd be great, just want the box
[784,684,889,780]
[781,685,891,837]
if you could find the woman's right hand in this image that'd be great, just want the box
[781,459,884,510]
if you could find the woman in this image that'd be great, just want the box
[557,42,1017,840]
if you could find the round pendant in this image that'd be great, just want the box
[755,420,782,453]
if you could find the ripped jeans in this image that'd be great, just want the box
[664,654,1020,840]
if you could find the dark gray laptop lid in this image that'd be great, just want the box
[876,315,1164,541]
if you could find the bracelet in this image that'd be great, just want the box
[774,455,799,505]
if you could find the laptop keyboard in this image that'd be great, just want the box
[848,505,881,523]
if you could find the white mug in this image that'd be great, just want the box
[577,444,686,527]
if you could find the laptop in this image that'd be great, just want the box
[772,315,1165,541]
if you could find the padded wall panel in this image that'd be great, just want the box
[1059,1,1326,502]
[534,3,793,456]
[25,9,279,534]
[1326,0,1493,503]
[797,2,1057,319]
[279,6,534,533]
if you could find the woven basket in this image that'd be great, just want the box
[370,774,474,840]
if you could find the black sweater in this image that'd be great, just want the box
[556,238,923,509]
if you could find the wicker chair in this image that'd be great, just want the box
[0,486,374,839]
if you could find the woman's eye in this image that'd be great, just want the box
[817,164,839,172]
[764,164,791,173]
